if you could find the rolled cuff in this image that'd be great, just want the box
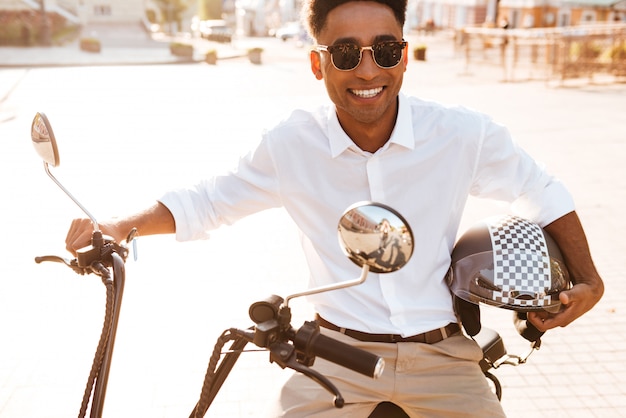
[512,178,575,227]
[158,191,211,242]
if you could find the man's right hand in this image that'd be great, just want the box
[65,218,126,256]
[65,202,177,257]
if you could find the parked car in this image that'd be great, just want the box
[274,21,302,41]
[198,19,233,43]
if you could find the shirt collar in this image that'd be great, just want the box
[328,92,415,158]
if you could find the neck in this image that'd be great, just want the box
[349,126,392,153]
[338,97,399,153]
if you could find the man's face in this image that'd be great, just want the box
[310,1,407,129]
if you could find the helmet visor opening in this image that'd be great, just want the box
[449,251,568,312]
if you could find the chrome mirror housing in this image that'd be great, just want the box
[338,202,414,274]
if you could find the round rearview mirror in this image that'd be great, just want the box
[31,112,60,167]
[338,202,414,274]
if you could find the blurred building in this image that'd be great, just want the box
[4,0,623,37]
[234,0,303,37]
[0,0,145,25]
[410,0,490,30]
[409,0,626,30]
[498,0,626,28]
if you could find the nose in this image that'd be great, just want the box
[354,48,379,78]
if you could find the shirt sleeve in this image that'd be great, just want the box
[471,117,575,227]
[158,135,282,241]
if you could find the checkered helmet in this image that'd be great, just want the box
[447,215,570,313]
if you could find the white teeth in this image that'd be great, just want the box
[351,87,383,98]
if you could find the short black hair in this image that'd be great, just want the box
[303,0,407,41]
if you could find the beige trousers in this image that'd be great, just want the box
[266,329,506,418]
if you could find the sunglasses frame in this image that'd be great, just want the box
[315,39,408,71]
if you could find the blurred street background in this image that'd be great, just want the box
[1,1,626,417]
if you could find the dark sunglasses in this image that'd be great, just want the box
[315,40,407,71]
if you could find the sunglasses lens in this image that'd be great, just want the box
[331,44,361,70]
[326,41,406,71]
[373,42,405,68]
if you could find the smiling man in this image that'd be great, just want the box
[66,1,603,416]
[309,1,406,153]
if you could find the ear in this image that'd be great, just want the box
[310,50,324,80]
[402,42,409,72]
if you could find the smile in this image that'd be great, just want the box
[350,87,383,98]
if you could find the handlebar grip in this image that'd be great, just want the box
[294,323,385,379]
[313,333,384,378]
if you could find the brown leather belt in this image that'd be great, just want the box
[315,314,461,344]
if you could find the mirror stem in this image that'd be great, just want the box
[44,162,100,232]
[284,265,370,308]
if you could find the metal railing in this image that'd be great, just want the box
[457,23,626,84]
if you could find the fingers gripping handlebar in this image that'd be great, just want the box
[35,229,137,277]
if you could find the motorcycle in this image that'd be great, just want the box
[30,112,538,418]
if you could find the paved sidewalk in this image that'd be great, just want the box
[0,23,276,69]
[0,38,241,69]
[1,24,625,418]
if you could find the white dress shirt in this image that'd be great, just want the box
[159,92,574,337]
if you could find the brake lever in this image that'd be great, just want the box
[35,255,87,275]
[268,341,345,408]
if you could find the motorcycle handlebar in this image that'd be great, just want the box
[293,321,384,379]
